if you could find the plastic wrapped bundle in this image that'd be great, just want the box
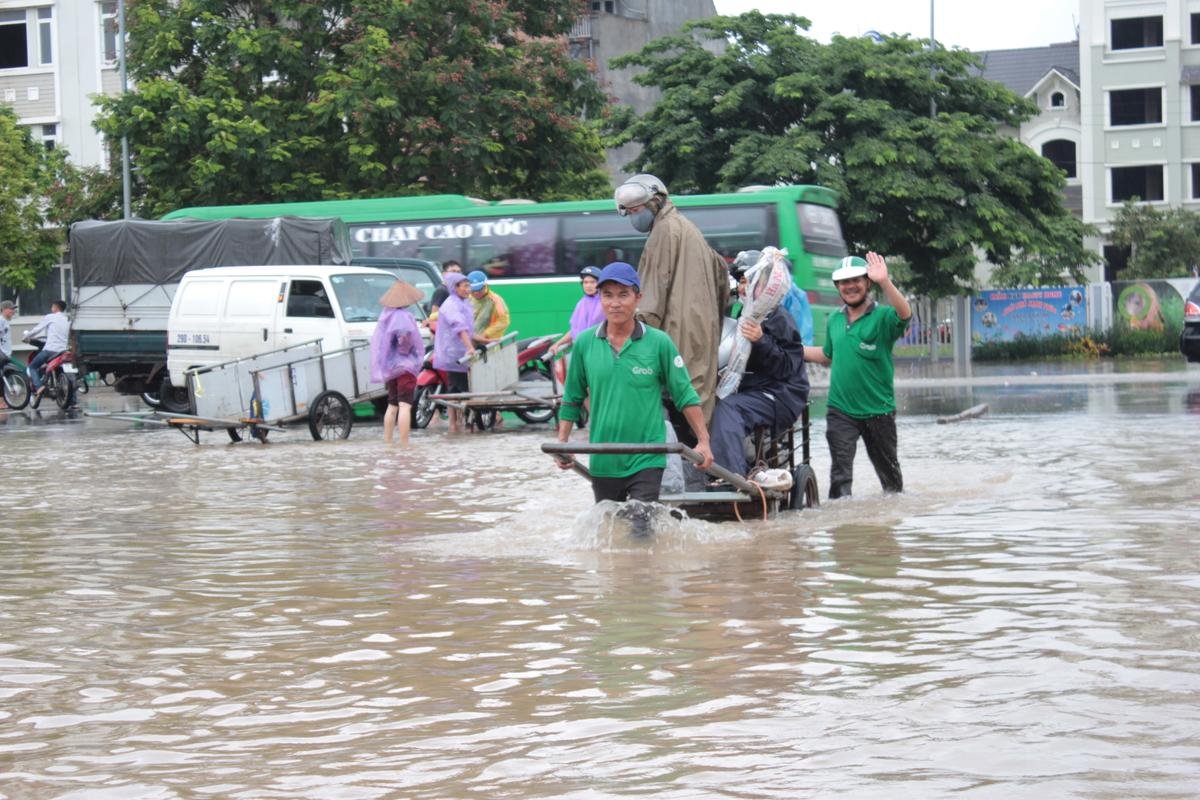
[715,247,792,399]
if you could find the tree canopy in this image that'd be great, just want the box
[1107,201,1200,279]
[609,12,1096,296]
[96,0,610,217]
[0,107,62,289]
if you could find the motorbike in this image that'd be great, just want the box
[410,335,560,429]
[2,357,32,410]
[25,339,79,411]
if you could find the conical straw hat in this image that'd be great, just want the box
[379,280,423,308]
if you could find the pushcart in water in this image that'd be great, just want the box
[542,408,820,522]
[88,339,383,444]
[424,332,561,430]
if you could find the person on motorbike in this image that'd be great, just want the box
[0,300,14,409]
[548,266,604,358]
[23,299,73,405]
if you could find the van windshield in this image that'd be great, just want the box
[329,273,399,322]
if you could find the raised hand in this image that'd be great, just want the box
[865,251,889,284]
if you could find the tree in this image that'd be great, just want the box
[1107,200,1200,279]
[96,0,610,217]
[609,13,1097,297]
[43,149,123,229]
[0,106,61,289]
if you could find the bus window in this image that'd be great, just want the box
[561,213,648,273]
[797,203,846,256]
[682,205,775,265]
[465,215,558,277]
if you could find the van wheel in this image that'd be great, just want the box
[308,390,353,440]
[159,376,191,413]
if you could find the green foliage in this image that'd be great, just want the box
[0,106,62,289]
[1108,201,1200,279]
[973,321,1181,360]
[43,148,123,228]
[608,12,1096,298]
[96,0,610,216]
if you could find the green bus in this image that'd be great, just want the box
[163,185,848,343]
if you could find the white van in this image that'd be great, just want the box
[167,265,417,388]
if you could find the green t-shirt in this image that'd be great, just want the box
[560,321,701,478]
[822,301,910,419]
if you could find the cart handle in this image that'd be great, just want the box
[540,442,758,494]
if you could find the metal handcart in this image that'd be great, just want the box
[542,408,820,522]
[87,339,384,444]
[430,332,560,428]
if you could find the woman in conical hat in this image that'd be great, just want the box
[370,280,424,445]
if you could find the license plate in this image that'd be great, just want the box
[61,363,77,374]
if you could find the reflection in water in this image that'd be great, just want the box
[0,376,1198,798]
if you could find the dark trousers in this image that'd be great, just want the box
[591,468,664,537]
[825,407,902,499]
[591,468,664,504]
[710,391,782,475]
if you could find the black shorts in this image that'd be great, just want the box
[386,373,417,405]
[446,370,469,393]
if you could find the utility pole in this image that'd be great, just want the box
[118,0,131,219]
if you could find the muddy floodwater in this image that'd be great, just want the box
[1,362,1199,799]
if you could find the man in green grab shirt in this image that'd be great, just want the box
[805,253,912,499]
[555,261,713,508]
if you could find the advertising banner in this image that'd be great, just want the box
[971,287,1085,343]
[1111,278,1196,332]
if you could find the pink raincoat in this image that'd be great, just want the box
[369,307,423,384]
[433,293,473,373]
[568,293,604,339]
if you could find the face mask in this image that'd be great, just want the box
[629,207,654,233]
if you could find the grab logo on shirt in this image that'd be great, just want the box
[673,355,684,368]
[859,342,877,351]
[631,366,654,376]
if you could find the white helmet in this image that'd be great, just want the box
[614,173,667,215]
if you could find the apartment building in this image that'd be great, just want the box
[0,0,120,167]
[1079,0,1200,277]
[569,0,719,181]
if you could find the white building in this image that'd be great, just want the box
[1079,0,1200,277]
[0,0,121,167]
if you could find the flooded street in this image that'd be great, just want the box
[2,362,1199,799]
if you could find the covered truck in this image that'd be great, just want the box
[69,217,352,410]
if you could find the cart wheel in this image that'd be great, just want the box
[250,426,270,443]
[308,390,353,440]
[514,365,557,425]
[227,428,243,443]
[472,409,498,430]
[789,464,820,510]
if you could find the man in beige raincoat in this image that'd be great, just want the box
[614,174,729,423]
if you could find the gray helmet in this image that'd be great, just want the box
[614,174,667,215]
[580,265,601,280]
[731,250,763,278]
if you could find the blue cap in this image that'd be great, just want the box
[580,265,601,280]
[467,270,488,291]
[597,261,639,290]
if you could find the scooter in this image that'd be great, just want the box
[1,356,31,410]
[25,339,78,411]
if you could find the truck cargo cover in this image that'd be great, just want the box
[69,217,353,287]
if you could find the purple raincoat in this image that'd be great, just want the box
[433,293,473,373]
[370,307,423,383]
[568,293,604,339]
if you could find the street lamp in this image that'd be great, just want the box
[118,0,130,219]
